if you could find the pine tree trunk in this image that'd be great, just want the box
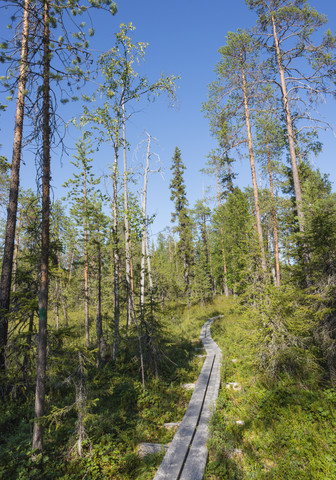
[32,0,50,452]
[0,0,30,370]
[145,238,154,302]
[266,141,281,286]
[271,14,304,233]
[241,60,267,273]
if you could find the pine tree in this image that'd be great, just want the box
[246,0,336,235]
[0,0,30,370]
[63,134,100,348]
[204,30,268,274]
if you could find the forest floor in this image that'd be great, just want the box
[0,297,224,479]
[1,296,336,479]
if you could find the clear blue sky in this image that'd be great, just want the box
[1,0,336,240]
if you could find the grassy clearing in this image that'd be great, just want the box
[0,296,227,480]
[206,299,336,480]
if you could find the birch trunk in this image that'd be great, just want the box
[140,134,151,315]
[122,103,132,329]
[112,143,120,362]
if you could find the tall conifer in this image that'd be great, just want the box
[169,147,193,293]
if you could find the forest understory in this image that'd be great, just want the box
[1,296,336,479]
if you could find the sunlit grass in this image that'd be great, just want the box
[206,301,336,480]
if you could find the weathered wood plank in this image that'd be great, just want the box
[153,316,222,480]
[179,355,221,480]
[153,354,215,480]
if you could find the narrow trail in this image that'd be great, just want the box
[153,316,222,480]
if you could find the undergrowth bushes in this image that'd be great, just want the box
[206,296,336,480]
[0,297,225,479]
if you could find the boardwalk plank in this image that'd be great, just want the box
[153,316,222,480]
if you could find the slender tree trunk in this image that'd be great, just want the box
[145,238,154,303]
[122,104,132,329]
[168,234,172,264]
[286,225,291,267]
[140,134,158,378]
[55,288,60,330]
[271,14,304,233]
[23,309,35,385]
[93,218,104,365]
[12,216,22,294]
[215,165,229,296]
[266,141,281,286]
[55,250,62,329]
[201,208,214,295]
[62,249,73,328]
[32,0,50,452]
[83,170,89,348]
[112,144,120,362]
[241,59,267,273]
[140,134,151,317]
[96,237,105,366]
[0,0,30,370]
[63,301,68,328]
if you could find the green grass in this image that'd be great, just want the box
[0,296,228,480]
[205,299,336,480]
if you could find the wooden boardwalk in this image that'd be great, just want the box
[153,316,222,480]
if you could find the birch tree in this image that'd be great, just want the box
[81,23,177,361]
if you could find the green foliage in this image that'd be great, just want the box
[0,296,226,479]
[169,147,194,291]
[212,187,260,295]
[206,299,336,480]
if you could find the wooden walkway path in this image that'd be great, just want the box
[153,316,222,480]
